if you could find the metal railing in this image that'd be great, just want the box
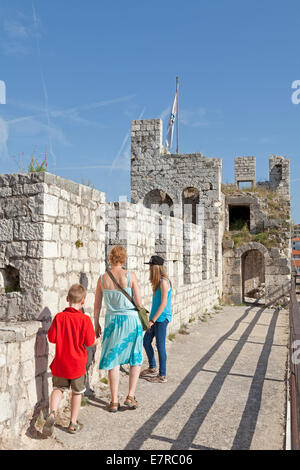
[289,275,300,449]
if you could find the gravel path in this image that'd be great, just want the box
[15,304,289,450]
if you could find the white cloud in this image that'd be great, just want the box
[50,94,136,118]
[1,41,31,56]
[1,6,42,56]
[4,19,28,38]
[10,116,70,147]
[180,107,209,127]
[259,137,271,144]
[11,94,136,128]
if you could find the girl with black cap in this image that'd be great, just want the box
[140,255,172,383]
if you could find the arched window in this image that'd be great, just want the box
[182,187,199,224]
[143,189,174,217]
[270,164,282,186]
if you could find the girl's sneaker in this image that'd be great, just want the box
[139,367,158,378]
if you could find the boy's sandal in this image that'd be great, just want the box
[146,375,168,383]
[108,402,120,412]
[68,421,83,434]
[42,410,56,437]
[124,395,139,409]
[140,368,158,378]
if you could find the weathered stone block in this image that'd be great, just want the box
[270,247,280,258]
[27,377,40,408]
[23,321,40,337]
[43,259,54,288]
[0,220,13,241]
[0,392,12,422]
[42,290,59,315]
[20,337,36,362]
[6,242,27,258]
[27,241,43,258]
[43,194,59,217]
[23,182,48,195]
[54,259,67,276]
[19,260,43,290]
[8,362,19,386]
[60,225,70,241]
[0,187,12,197]
[7,297,22,320]
[0,330,16,342]
[43,241,58,258]
[6,342,20,365]
[15,221,44,241]
[22,359,35,382]
[0,365,7,392]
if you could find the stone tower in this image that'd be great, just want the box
[130,118,225,281]
[130,118,223,225]
[223,155,291,305]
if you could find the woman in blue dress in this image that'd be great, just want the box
[94,245,143,412]
[141,255,172,383]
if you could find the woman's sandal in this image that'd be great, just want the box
[146,375,168,383]
[139,368,158,378]
[108,402,121,413]
[124,395,139,409]
[68,421,83,434]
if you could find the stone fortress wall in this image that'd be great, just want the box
[0,117,291,440]
[0,154,222,439]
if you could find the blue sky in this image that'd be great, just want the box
[0,0,300,222]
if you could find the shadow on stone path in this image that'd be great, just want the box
[17,304,288,450]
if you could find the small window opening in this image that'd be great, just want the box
[229,205,250,231]
[182,187,199,224]
[0,266,21,294]
[237,181,253,189]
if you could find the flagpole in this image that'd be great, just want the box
[176,76,179,154]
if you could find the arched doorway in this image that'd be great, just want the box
[143,189,174,216]
[242,249,265,303]
[182,187,199,224]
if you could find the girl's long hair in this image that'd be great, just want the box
[149,265,172,293]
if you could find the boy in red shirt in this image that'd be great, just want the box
[43,284,100,436]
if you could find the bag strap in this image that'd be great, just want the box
[106,271,137,308]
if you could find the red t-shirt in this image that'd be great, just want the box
[48,307,95,379]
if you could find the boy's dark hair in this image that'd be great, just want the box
[67,284,86,304]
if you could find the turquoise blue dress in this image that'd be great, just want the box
[99,272,143,370]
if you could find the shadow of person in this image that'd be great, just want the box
[80,272,97,398]
[26,307,52,439]
[87,396,133,413]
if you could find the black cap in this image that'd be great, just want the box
[144,255,164,266]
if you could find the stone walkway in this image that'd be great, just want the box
[16,304,289,450]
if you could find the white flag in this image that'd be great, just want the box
[165,90,177,150]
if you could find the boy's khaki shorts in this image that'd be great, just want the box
[52,374,86,395]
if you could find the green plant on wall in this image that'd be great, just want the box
[28,151,48,173]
